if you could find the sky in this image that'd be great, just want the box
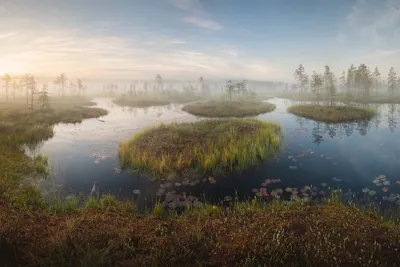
[0,0,399,81]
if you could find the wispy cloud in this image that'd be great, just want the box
[170,0,202,14]
[364,49,398,59]
[0,32,18,39]
[171,0,222,30]
[0,28,276,79]
[184,16,223,30]
[346,0,400,42]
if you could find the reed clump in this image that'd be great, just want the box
[119,118,281,179]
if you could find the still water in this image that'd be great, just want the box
[36,98,400,208]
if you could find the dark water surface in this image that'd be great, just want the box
[35,98,400,208]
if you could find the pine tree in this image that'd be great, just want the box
[372,66,381,95]
[346,64,356,93]
[310,71,323,102]
[3,73,11,100]
[354,64,372,96]
[388,67,397,95]
[225,80,236,101]
[38,83,49,109]
[324,65,336,105]
[339,70,346,92]
[294,64,309,93]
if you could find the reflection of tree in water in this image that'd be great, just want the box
[355,120,371,136]
[372,104,381,129]
[387,104,397,133]
[295,117,308,129]
[312,122,325,146]
[325,124,336,139]
[342,123,354,137]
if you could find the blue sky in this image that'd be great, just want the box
[0,0,399,81]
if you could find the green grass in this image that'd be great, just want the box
[119,118,281,179]
[287,104,376,122]
[182,100,276,117]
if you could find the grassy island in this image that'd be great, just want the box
[182,100,276,117]
[287,104,376,122]
[119,118,281,178]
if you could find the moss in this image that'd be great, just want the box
[182,100,276,117]
[287,104,376,122]
[1,202,400,266]
[119,118,281,179]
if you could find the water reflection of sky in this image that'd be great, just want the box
[37,98,400,205]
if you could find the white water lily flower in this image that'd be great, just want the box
[362,188,370,193]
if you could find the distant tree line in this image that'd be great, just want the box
[294,64,400,99]
[1,72,87,111]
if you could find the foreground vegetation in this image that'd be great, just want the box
[119,119,281,178]
[2,194,400,266]
[287,104,376,122]
[182,100,276,117]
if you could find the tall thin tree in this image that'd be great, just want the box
[388,67,397,95]
[3,73,11,101]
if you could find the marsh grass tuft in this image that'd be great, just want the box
[119,118,282,179]
[287,104,376,122]
[182,100,276,117]
[2,200,400,266]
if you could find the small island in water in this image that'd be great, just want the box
[119,118,281,179]
[182,100,276,117]
[287,104,376,122]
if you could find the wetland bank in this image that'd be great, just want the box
[2,0,400,264]
[2,70,400,266]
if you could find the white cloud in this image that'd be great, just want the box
[184,16,223,30]
[346,0,400,42]
[0,28,278,80]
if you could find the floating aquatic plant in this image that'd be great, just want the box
[368,190,376,196]
[133,189,141,195]
[362,187,370,193]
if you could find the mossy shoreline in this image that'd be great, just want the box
[182,100,276,117]
[119,118,281,179]
[287,104,376,122]
[0,97,108,211]
[2,197,400,266]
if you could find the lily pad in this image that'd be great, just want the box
[362,187,370,193]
